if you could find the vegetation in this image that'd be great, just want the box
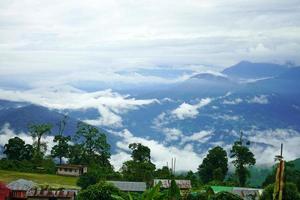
[29,123,52,162]
[0,169,78,189]
[51,115,71,164]
[230,132,256,186]
[260,182,300,200]
[4,137,33,160]
[2,118,300,199]
[121,143,156,185]
[198,146,228,183]
[77,181,124,200]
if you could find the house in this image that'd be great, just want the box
[56,165,87,177]
[153,179,192,190]
[210,186,263,200]
[0,182,10,200]
[108,181,147,192]
[26,189,76,200]
[7,179,37,200]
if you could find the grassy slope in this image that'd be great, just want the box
[0,170,79,189]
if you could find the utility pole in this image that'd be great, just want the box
[273,143,284,200]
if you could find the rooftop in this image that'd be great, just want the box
[7,179,37,191]
[108,181,147,192]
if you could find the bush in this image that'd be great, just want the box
[260,182,300,200]
[76,181,124,200]
[210,191,242,200]
[187,192,208,200]
[0,158,56,174]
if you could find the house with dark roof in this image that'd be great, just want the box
[56,165,87,177]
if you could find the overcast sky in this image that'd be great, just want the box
[0,0,300,87]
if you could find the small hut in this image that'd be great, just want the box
[56,165,87,177]
[7,179,37,200]
[0,182,10,200]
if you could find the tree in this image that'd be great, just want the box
[185,171,200,188]
[4,137,26,160]
[76,181,124,200]
[68,144,85,164]
[3,137,33,160]
[28,123,52,160]
[154,166,172,179]
[198,146,228,183]
[51,115,71,164]
[75,122,111,166]
[230,132,255,187]
[129,143,151,162]
[121,143,156,184]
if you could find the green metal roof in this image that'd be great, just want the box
[210,186,234,193]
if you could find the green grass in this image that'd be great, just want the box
[0,170,79,189]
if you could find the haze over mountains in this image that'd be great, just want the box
[0,61,300,171]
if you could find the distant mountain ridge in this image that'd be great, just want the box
[222,61,288,79]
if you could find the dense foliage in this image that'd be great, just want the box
[260,182,300,200]
[198,146,228,183]
[121,143,156,185]
[76,181,124,200]
[230,133,256,186]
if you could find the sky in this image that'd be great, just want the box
[0,0,300,171]
[0,0,300,88]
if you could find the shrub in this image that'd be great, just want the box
[76,181,123,200]
[210,191,242,200]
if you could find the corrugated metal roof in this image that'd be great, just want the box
[210,186,234,193]
[7,179,37,191]
[57,164,86,169]
[108,181,146,192]
[153,179,192,189]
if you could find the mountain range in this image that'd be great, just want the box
[0,61,299,172]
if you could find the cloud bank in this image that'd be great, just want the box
[0,86,159,127]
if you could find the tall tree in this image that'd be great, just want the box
[154,166,172,179]
[28,123,52,160]
[51,116,71,164]
[230,132,256,186]
[75,122,111,166]
[198,146,228,183]
[3,137,33,160]
[121,143,156,184]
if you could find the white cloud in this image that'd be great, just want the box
[213,114,241,121]
[110,129,205,171]
[247,129,300,166]
[223,98,243,105]
[180,130,213,145]
[171,98,212,120]
[1,0,300,89]
[162,128,183,142]
[223,95,269,105]
[0,123,55,155]
[247,95,269,104]
[0,86,159,128]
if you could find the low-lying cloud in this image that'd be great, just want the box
[0,86,159,128]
